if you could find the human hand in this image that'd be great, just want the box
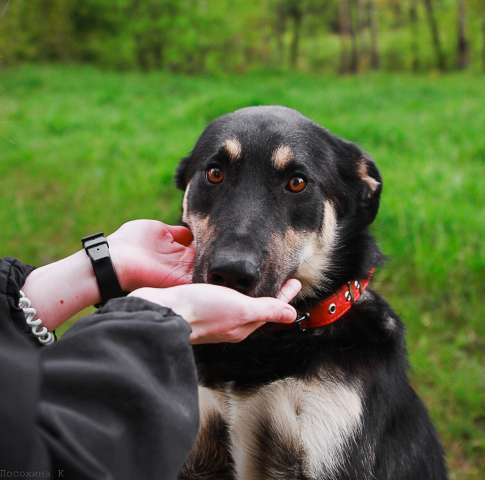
[129,279,302,344]
[21,220,195,331]
[108,220,195,292]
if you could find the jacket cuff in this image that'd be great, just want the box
[0,257,36,332]
[97,296,192,333]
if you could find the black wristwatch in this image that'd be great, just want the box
[82,232,125,306]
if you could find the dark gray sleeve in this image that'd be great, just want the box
[0,258,199,480]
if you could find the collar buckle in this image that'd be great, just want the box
[345,282,355,303]
[295,312,310,332]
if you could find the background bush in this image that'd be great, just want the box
[1,0,485,73]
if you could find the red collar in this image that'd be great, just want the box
[295,269,375,331]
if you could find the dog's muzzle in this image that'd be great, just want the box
[207,250,260,294]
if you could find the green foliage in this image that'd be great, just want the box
[0,0,274,72]
[0,65,483,478]
[1,0,485,73]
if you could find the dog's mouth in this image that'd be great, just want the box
[193,268,280,298]
[193,252,295,300]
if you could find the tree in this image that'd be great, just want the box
[422,0,446,70]
[272,0,303,69]
[287,0,303,68]
[274,1,288,63]
[389,0,405,27]
[349,0,360,73]
[367,0,379,69]
[470,0,485,72]
[409,0,421,71]
[339,0,352,73]
[338,0,363,74]
[456,0,469,69]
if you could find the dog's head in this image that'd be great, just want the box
[176,106,381,303]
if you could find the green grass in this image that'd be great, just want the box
[0,65,484,478]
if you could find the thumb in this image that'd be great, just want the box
[277,279,302,303]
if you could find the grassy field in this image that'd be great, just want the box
[0,65,483,478]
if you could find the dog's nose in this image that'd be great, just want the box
[208,257,260,294]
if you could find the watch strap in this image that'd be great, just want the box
[82,232,125,306]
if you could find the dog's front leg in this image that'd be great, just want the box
[179,386,234,480]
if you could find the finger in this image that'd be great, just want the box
[252,297,297,324]
[166,225,193,246]
[276,278,302,303]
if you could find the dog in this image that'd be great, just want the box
[175,106,447,479]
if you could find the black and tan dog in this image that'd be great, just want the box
[176,106,447,480]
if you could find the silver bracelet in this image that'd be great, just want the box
[18,290,55,345]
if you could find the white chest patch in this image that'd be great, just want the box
[224,376,363,480]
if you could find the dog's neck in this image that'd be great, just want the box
[297,229,381,312]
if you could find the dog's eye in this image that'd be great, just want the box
[206,167,224,184]
[286,176,306,193]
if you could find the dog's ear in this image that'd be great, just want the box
[175,155,192,190]
[330,136,382,226]
[355,154,382,225]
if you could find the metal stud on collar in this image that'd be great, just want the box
[328,303,337,314]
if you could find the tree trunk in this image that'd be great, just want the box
[153,37,163,70]
[409,0,420,71]
[339,0,351,73]
[422,0,446,70]
[289,8,302,68]
[368,0,379,69]
[349,0,359,73]
[390,0,404,27]
[275,4,287,66]
[0,0,11,18]
[456,0,469,69]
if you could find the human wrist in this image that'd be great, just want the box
[21,249,100,330]
[105,235,133,291]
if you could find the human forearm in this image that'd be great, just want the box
[21,249,100,331]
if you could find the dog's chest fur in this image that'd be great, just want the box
[191,375,369,480]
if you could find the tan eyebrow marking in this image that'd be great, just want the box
[272,145,294,169]
[224,138,242,161]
